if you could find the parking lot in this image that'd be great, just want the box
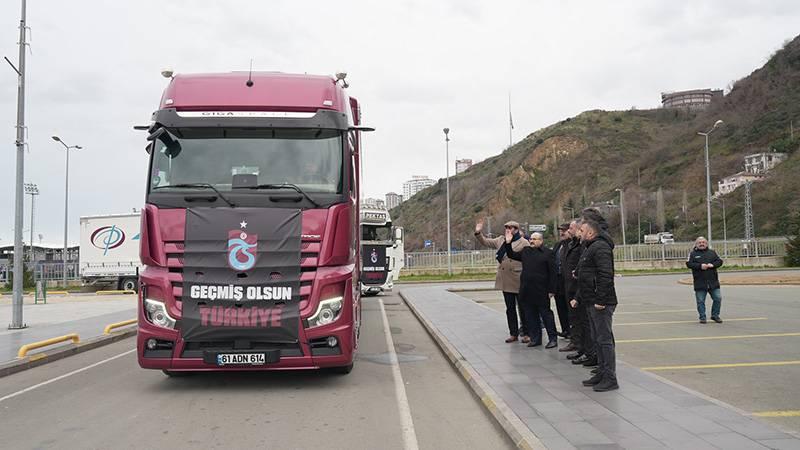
[456,271,800,434]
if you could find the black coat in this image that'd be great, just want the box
[504,243,557,306]
[576,234,618,306]
[562,237,583,301]
[686,248,723,291]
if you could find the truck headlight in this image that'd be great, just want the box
[144,298,176,329]
[307,283,345,328]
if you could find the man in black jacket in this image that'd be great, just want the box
[577,219,619,392]
[504,231,559,348]
[562,220,593,361]
[552,223,572,340]
[686,236,724,324]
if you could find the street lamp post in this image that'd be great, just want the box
[24,183,38,262]
[52,136,82,287]
[697,120,723,246]
[615,188,627,261]
[443,128,452,276]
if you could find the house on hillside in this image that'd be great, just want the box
[716,172,763,196]
[744,151,788,175]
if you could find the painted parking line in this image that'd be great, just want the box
[617,317,767,326]
[752,410,800,417]
[642,360,800,371]
[616,308,696,315]
[618,332,800,344]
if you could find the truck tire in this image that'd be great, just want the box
[120,278,138,291]
[328,363,353,375]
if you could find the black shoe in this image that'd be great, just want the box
[572,355,590,365]
[582,373,603,386]
[545,340,558,349]
[559,343,577,353]
[699,319,707,324]
[591,368,599,374]
[712,317,723,323]
[527,341,542,347]
[593,378,619,392]
[566,352,583,360]
[582,357,599,367]
[557,331,569,338]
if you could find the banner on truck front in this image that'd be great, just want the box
[181,207,302,343]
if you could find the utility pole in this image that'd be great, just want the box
[615,188,627,260]
[744,181,755,242]
[7,0,29,329]
[443,128,452,276]
[637,167,641,244]
[698,120,724,246]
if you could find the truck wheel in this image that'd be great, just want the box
[329,363,353,375]
[162,370,192,377]
[120,278,138,291]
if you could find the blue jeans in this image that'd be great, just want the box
[695,288,722,320]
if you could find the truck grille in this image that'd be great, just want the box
[164,240,318,307]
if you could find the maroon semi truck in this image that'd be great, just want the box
[136,72,371,375]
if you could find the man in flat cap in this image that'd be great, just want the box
[475,219,530,343]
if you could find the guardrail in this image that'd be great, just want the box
[403,238,788,269]
[17,333,80,358]
[103,319,137,335]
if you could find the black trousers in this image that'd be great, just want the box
[521,301,557,344]
[502,291,527,336]
[567,301,584,350]
[554,276,570,335]
[589,304,617,381]
[579,302,595,357]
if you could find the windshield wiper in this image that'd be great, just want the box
[239,183,320,207]
[152,183,236,207]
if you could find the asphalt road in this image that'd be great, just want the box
[0,292,512,450]
[457,271,800,434]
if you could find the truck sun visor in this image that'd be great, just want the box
[152,108,350,130]
[180,207,302,343]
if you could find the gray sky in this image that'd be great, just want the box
[1,0,798,244]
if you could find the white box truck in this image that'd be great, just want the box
[79,213,142,290]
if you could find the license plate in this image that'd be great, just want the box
[216,353,266,366]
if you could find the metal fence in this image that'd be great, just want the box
[404,238,788,269]
[34,262,81,281]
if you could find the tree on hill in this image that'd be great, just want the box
[785,213,800,267]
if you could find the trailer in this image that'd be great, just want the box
[79,213,143,290]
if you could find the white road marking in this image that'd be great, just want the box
[0,348,136,404]
[379,298,419,450]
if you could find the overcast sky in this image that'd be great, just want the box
[1,0,798,245]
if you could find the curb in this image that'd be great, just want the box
[0,328,137,379]
[399,290,545,450]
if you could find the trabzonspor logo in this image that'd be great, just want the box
[370,249,378,264]
[91,225,126,256]
[228,230,258,271]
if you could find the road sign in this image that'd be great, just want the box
[424,240,432,248]
[529,224,547,232]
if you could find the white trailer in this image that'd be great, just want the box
[360,207,404,296]
[79,213,142,290]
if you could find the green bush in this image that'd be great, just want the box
[786,214,800,267]
[4,266,36,290]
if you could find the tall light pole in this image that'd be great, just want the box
[52,136,82,287]
[615,188,627,260]
[443,128,452,276]
[24,183,38,262]
[697,120,723,245]
[6,0,29,329]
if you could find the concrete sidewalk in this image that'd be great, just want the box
[0,294,136,363]
[401,285,800,449]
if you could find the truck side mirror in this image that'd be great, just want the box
[349,124,376,132]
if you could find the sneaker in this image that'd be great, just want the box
[582,373,603,386]
[545,340,558,349]
[712,317,723,323]
[593,378,619,392]
[572,355,590,365]
[504,336,518,343]
[699,319,707,324]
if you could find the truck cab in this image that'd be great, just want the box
[136,72,371,374]
[359,207,404,296]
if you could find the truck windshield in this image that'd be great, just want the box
[362,225,392,241]
[149,128,343,194]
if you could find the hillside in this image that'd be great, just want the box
[393,35,800,251]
